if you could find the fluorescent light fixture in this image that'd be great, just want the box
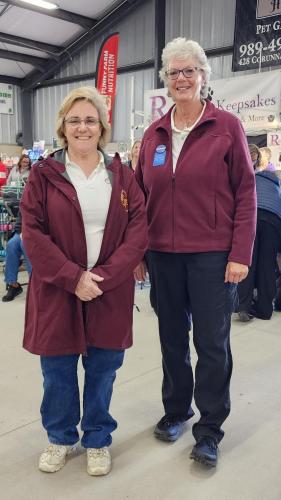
[18,0,58,10]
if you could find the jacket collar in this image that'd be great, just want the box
[50,147,115,168]
[44,147,122,186]
[155,99,217,133]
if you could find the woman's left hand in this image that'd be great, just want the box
[75,271,104,301]
[134,260,147,282]
[224,261,249,284]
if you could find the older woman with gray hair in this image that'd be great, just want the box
[135,38,256,466]
[21,86,147,476]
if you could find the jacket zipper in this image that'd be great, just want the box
[42,165,90,355]
[172,175,175,251]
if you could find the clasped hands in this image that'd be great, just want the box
[75,271,104,301]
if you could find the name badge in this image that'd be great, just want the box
[153,144,167,167]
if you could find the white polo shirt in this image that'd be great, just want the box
[171,101,206,172]
[66,151,112,269]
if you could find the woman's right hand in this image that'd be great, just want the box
[75,271,104,301]
[134,260,147,282]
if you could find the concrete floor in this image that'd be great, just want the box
[0,272,281,500]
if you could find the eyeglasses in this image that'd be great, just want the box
[165,67,202,80]
[64,117,101,127]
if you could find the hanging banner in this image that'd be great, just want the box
[233,0,281,72]
[0,84,13,114]
[96,32,119,125]
[144,69,281,136]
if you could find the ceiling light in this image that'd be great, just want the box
[18,0,58,10]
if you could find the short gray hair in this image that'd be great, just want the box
[56,86,111,148]
[159,38,211,99]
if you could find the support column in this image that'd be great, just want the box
[154,0,166,89]
[21,90,33,148]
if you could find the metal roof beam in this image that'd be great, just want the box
[6,1,96,28]
[0,48,46,71]
[37,59,155,88]
[0,31,61,58]
[205,45,233,57]
[0,74,23,85]
[0,4,11,17]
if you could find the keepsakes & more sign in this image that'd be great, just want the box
[144,70,281,136]
[233,0,281,71]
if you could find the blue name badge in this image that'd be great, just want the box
[152,144,167,167]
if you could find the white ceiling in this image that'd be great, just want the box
[0,0,126,81]
[53,0,122,18]
[0,57,34,77]
[0,42,48,58]
[0,7,84,45]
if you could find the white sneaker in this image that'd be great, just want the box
[39,443,74,473]
[87,447,111,476]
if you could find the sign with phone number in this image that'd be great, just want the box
[233,0,281,72]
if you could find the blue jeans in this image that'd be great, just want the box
[40,347,125,448]
[4,233,32,283]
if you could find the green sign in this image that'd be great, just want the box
[0,84,13,114]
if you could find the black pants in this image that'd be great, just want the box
[238,213,281,318]
[146,250,237,443]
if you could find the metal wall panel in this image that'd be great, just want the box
[33,69,154,145]
[0,85,22,144]
[166,0,235,50]
[112,69,154,143]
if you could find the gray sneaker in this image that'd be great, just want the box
[87,447,111,476]
[39,443,74,473]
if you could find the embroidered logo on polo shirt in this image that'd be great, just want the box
[152,144,167,167]
[120,189,128,212]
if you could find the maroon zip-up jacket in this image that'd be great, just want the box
[135,100,257,265]
[21,149,148,355]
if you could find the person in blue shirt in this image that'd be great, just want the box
[237,168,281,320]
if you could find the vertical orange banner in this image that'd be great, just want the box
[96,32,119,125]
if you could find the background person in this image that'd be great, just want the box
[2,212,32,302]
[259,147,276,172]
[21,86,147,477]
[237,167,281,321]
[6,154,31,186]
[0,158,8,188]
[135,37,256,467]
[248,143,261,171]
[127,140,141,171]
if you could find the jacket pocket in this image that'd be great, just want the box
[207,161,220,229]
[208,192,217,229]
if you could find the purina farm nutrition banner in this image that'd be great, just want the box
[96,32,119,125]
